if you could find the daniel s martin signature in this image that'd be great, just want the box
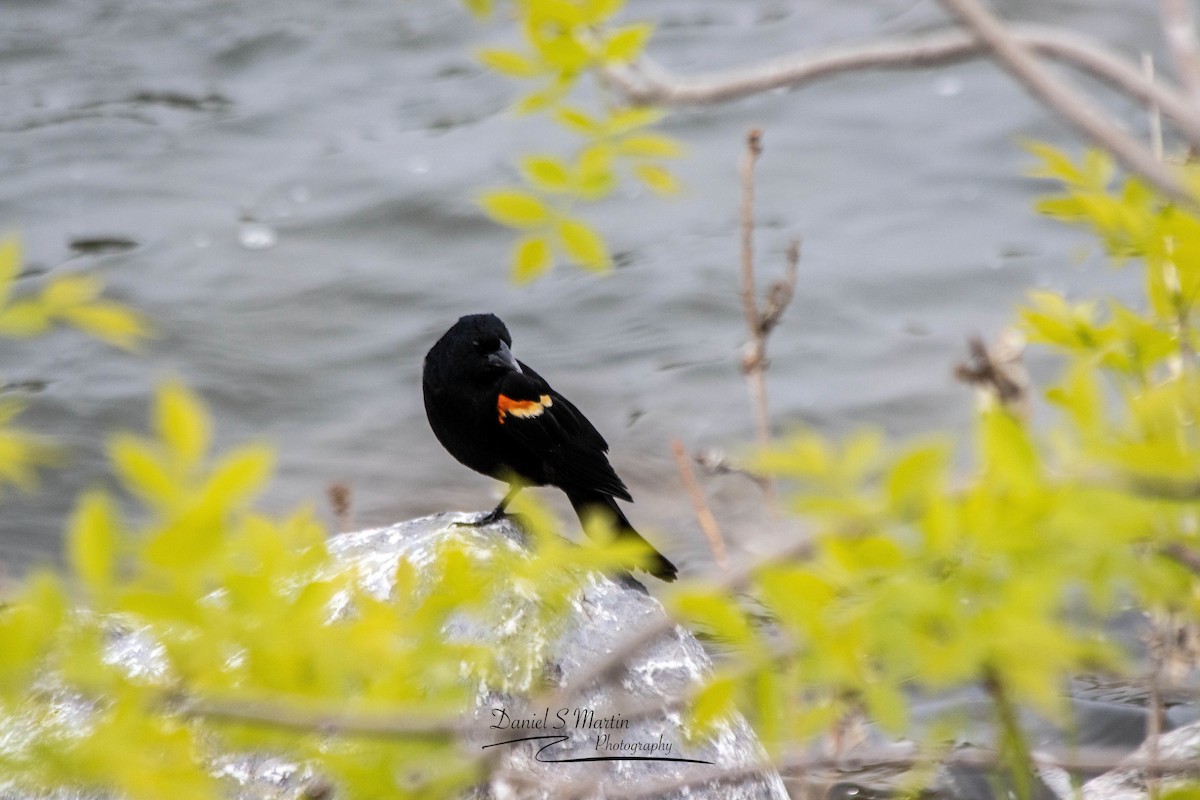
[483,706,713,765]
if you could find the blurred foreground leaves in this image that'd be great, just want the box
[0,237,148,495]
[668,146,1200,788]
[2,382,649,799]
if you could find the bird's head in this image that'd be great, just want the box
[426,313,521,383]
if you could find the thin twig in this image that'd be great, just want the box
[591,743,1200,800]
[738,128,771,451]
[1144,54,1165,162]
[670,439,730,573]
[937,0,1195,206]
[327,482,354,534]
[606,25,1200,152]
[177,694,463,739]
[1146,624,1166,800]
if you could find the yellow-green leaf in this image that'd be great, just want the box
[554,106,603,136]
[478,189,552,228]
[514,79,571,115]
[604,23,653,63]
[59,301,149,351]
[633,163,680,195]
[462,0,492,18]
[0,423,56,491]
[1022,140,1086,184]
[200,443,275,510]
[512,236,552,284]
[0,300,51,338]
[618,133,683,159]
[0,572,66,692]
[556,218,611,271]
[692,675,737,734]
[519,155,572,193]
[580,0,625,22]
[604,106,664,135]
[109,434,177,507]
[68,491,119,597]
[476,48,540,78]
[576,144,617,199]
[155,382,212,472]
[41,274,104,312]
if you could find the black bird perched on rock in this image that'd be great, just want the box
[423,313,678,582]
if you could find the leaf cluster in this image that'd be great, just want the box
[465,0,682,282]
[0,382,648,799]
[0,238,148,495]
[668,146,1200,765]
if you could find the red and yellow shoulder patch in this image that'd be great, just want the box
[497,393,553,424]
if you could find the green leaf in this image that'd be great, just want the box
[512,235,552,284]
[477,189,551,228]
[68,491,119,597]
[556,218,611,271]
[604,23,653,62]
[476,48,540,78]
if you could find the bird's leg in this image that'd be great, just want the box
[472,485,522,526]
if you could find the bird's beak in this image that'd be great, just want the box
[488,341,522,373]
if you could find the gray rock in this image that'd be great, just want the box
[328,512,789,800]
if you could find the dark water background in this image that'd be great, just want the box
[0,0,1169,577]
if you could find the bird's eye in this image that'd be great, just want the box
[472,338,494,354]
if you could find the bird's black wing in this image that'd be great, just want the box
[494,364,631,501]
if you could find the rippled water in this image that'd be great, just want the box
[0,0,1168,574]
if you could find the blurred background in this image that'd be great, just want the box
[0,0,1164,574]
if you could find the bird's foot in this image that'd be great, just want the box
[453,507,508,529]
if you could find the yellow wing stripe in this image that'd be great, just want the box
[497,393,553,424]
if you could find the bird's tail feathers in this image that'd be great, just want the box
[566,492,678,582]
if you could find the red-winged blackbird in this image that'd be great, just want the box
[423,313,678,582]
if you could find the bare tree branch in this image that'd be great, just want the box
[606,25,1200,150]
[936,0,1195,205]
